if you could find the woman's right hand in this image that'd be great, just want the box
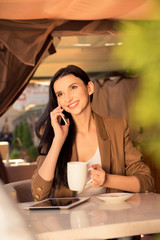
[50,105,70,143]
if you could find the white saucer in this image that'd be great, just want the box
[96,193,134,204]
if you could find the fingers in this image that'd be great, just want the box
[50,105,68,126]
[50,105,63,120]
[90,164,101,170]
[50,106,70,141]
[89,164,105,187]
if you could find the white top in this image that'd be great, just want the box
[77,146,106,196]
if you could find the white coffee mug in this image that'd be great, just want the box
[67,162,88,191]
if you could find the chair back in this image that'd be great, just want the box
[4,179,33,203]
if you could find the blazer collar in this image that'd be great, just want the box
[93,112,109,140]
[93,112,111,173]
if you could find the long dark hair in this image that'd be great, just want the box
[35,65,91,188]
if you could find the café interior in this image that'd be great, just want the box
[0,1,160,240]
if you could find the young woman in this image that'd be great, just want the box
[31,65,155,201]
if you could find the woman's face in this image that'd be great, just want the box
[53,74,94,116]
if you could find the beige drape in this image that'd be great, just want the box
[0,19,116,116]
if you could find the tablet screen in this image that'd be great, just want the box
[29,197,89,210]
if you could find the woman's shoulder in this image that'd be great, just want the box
[104,115,127,127]
[93,112,129,139]
[93,111,127,128]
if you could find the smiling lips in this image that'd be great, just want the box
[68,100,79,109]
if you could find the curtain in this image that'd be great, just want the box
[0,19,116,116]
[0,19,65,116]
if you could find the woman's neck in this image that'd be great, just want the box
[73,109,95,134]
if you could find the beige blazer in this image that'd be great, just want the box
[31,112,155,201]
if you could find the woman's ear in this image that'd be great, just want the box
[87,81,94,95]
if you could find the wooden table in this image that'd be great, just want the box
[20,193,160,240]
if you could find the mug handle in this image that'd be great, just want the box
[86,167,93,186]
[86,179,93,185]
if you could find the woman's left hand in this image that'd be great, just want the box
[89,164,106,187]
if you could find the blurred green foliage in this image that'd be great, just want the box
[113,5,160,168]
[22,118,33,149]
[10,150,22,159]
[27,145,39,162]
[11,118,38,161]
[114,20,160,127]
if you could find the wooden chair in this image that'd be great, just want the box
[4,179,33,203]
[0,152,9,183]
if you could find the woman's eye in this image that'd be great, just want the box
[71,85,77,90]
[57,92,63,97]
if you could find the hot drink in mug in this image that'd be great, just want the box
[67,162,89,192]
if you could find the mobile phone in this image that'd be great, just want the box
[61,115,68,125]
[57,103,68,125]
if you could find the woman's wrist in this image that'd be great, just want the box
[102,173,108,187]
[52,136,65,149]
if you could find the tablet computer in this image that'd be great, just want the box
[29,197,90,210]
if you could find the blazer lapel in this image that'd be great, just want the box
[93,112,111,173]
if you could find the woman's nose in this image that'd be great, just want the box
[65,92,73,102]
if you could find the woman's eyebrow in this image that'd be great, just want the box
[55,82,78,95]
[55,90,62,95]
[68,82,77,88]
